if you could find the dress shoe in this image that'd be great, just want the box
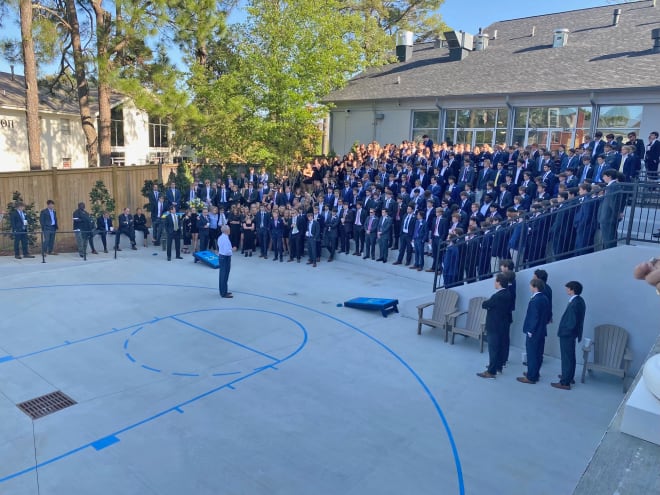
[24,255,35,258]
[176,256,183,259]
[306,261,313,265]
[477,371,496,379]
[288,259,294,262]
[167,257,171,261]
[409,266,417,269]
[116,247,122,251]
[312,263,317,267]
[221,294,233,298]
[226,292,233,296]
[557,374,576,384]
[352,252,360,256]
[15,255,22,259]
[517,376,536,384]
[104,249,108,253]
[551,382,570,390]
[131,246,138,250]
[91,250,98,254]
[375,258,383,262]
[425,268,435,272]
[392,261,402,265]
[362,256,369,259]
[653,231,660,238]
[523,371,541,379]
[327,258,333,262]
[417,267,423,271]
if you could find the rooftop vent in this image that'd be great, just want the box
[395,30,414,62]
[475,33,489,51]
[653,28,660,53]
[613,8,622,26]
[444,30,474,61]
[492,29,498,40]
[553,28,569,48]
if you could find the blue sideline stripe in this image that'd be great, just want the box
[141,365,161,373]
[91,435,120,451]
[0,356,14,364]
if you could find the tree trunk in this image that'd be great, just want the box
[91,3,113,167]
[65,0,98,167]
[19,0,42,170]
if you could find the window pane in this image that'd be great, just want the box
[512,129,526,147]
[444,129,455,146]
[411,128,436,142]
[412,111,439,129]
[496,129,507,145]
[445,110,456,129]
[456,109,471,128]
[496,108,508,128]
[577,106,592,129]
[598,105,642,129]
[514,108,528,128]
[528,107,549,128]
[557,107,577,128]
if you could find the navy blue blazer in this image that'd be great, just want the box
[523,292,551,338]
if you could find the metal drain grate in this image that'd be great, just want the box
[17,391,77,420]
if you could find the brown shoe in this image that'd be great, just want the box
[524,371,541,379]
[417,267,422,271]
[551,382,570,390]
[517,376,536,384]
[557,374,576,384]
[477,371,496,379]
[91,250,99,254]
[425,268,435,272]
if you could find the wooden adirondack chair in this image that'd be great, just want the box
[416,289,460,340]
[447,297,488,352]
[581,324,633,392]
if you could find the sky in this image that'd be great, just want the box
[0,0,616,76]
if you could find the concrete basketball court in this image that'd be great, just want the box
[0,245,625,495]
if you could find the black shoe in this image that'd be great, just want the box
[24,255,35,258]
[104,249,108,253]
[176,256,184,259]
[167,257,171,261]
[131,245,138,250]
[362,256,368,259]
[15,255,22,259]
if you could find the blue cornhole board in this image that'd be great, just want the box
[193,250,220,269]
[344,297,399,318]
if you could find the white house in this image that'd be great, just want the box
[0,71,172,171]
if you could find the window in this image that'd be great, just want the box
[110,107,124,147]
[443,108,508,147]
[62,157,71,169]
[597,105,642,146]
[513,106,591,150]
[110,151,125,166]
[149,116,169,148]
[60,119,71,136]
[411,111,439,142]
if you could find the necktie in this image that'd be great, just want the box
[462,169,467,181]
[173,214,178,231]
[404,215,410,231]
[368,217,374,230]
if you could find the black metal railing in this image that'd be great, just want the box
[432,180,659,291]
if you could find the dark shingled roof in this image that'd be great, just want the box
[0,71,124,114]
[327,0,660,103]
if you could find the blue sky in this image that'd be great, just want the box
[0,0,614,76]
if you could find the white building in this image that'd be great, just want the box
[0,71,172,171]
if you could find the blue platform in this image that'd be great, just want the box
[344,297,399,318]
[193,250,220,269]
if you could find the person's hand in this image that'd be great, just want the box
[634,256,660,293]
[527,332,532,338]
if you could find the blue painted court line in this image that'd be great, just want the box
[211,371,241,377]
[130,326,143,336]
[91,436,120,451]
[0,356,14,363]
[0,284,462,494]
[125,353,136,363]
[170,315,279,361]
[171,372,199,377]
[141,365,161,373]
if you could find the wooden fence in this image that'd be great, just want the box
[0,165,164,225]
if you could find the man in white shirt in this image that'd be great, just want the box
[218,225,233,298]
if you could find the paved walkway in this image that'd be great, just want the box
[0,245,624,495]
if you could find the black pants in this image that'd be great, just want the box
[525,333,545,382]
[396,233,413,264]
[559,336,577,385]
[218,254,231,296]
[13,232,28,256]
[42,228,56,254]
[290,233,302,260]
[115,227,136,248]
[167,231,181,259]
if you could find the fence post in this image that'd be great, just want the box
[625,181,640,245]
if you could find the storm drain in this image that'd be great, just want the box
[17,391,77,420]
